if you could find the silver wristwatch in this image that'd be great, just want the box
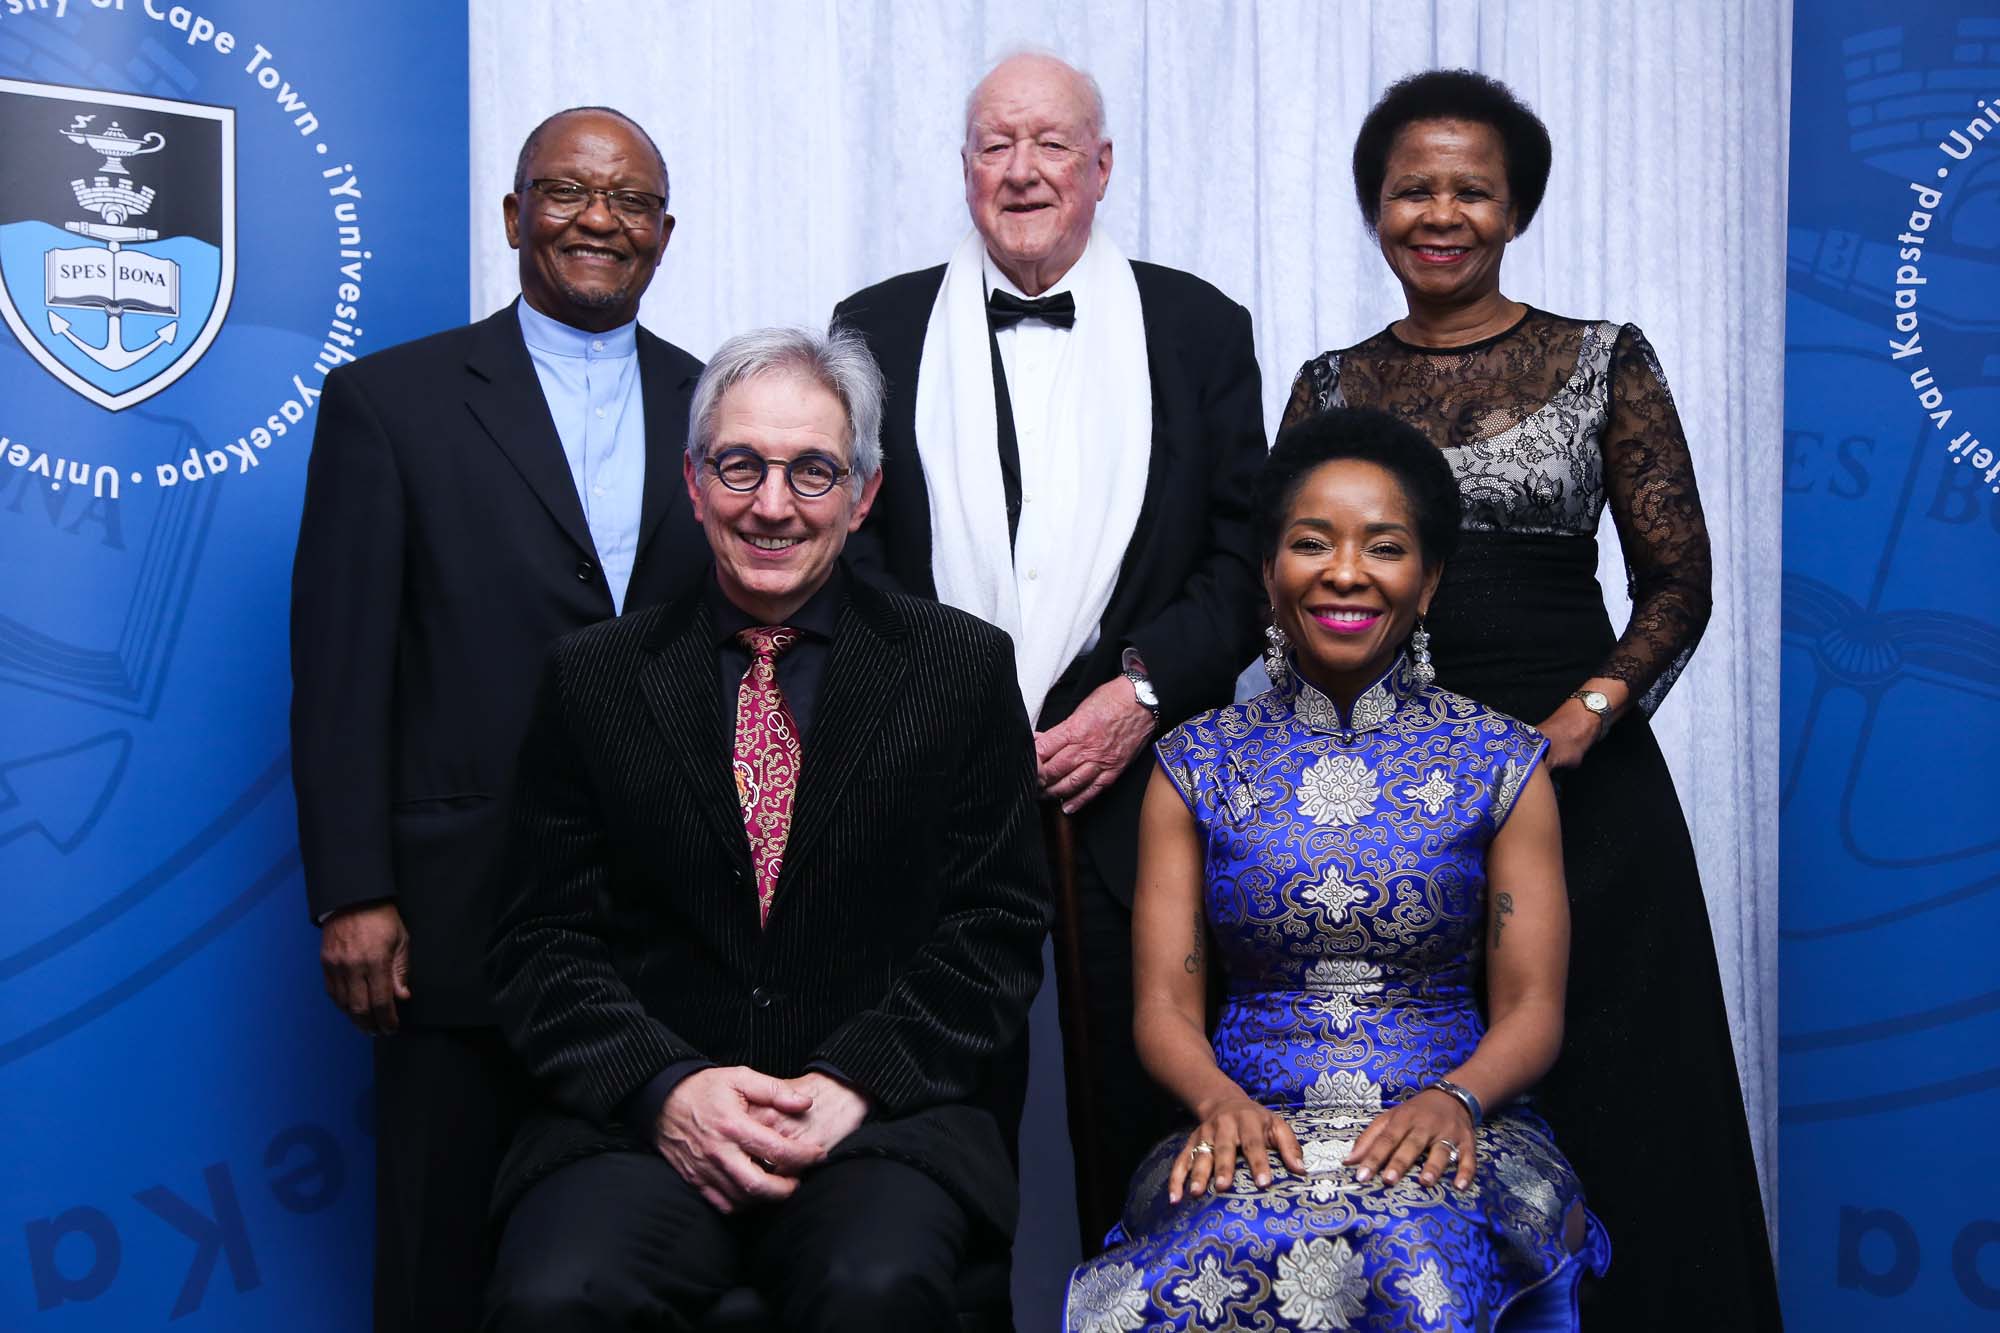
[1121,647,1160,720]
[1568,688,1611,730]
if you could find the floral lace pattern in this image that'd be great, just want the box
[1283,309,1713,715]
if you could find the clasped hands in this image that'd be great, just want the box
[1168,1087,1478,1205]
[1037,676,1155,814]
[654,1067,871,1214]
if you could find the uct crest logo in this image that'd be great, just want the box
[0,78,234,411]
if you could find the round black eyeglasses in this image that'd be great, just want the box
[705,447,851,499]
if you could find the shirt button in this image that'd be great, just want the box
[594,406,606,419]
[592,485,606,497]
[1026,567,1039,580]
[590,339,604,351]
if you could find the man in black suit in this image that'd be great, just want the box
[832,53,1266,1244]
[482,326,1051,1330]
[290,106,705,1332]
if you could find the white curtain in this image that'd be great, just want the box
[471,0,1789,1311]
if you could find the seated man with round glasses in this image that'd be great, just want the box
[484,325,1051,1330]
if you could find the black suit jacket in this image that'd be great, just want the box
[486,574,1052,1236]
[833,262,1266,900]
[290,301,707,1026]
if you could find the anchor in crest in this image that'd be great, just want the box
[47,115,179,371]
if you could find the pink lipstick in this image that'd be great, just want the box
[1309,608,1383,635]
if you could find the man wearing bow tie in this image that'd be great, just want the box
[831,51,1266,1248]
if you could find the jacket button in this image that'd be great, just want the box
[575,559,595,582]
[750,986,772,1009]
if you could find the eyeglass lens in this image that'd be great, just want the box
[529,179,664,221]
[711,448,845,498]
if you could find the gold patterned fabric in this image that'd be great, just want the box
[732,625,802,926]
[1065,657,1609,1332]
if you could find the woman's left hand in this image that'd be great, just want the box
[1533,699,1602,770]
[1346,1089,1477,1190]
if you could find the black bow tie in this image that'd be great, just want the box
[986,288,1076,330]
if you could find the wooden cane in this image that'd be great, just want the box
[1042,803,1112,1250]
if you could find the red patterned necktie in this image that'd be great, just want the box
[732,626,802,926]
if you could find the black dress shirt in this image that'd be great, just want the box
[708,565,845,745]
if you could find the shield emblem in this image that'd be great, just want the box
[0,78,234,412]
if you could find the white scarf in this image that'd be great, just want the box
[913,228,1152,724]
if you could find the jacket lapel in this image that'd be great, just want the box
[775,584,908,895]
[636,329,697,558]
[463,302,597,559]
[1126,263,1176,573]
[1095,265,1176,635]
[635,592,751,865]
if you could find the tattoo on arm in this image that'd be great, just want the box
[1492,892,1515,950]
[1184,908,1205,974]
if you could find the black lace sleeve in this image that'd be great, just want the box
[1597,325,1712,715]
[1280,355,1339,433]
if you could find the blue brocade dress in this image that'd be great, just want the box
[1064,657,1609,1333]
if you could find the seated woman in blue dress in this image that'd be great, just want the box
[1065,407,1610,1332]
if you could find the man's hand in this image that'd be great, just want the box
[655,1068,823,1214]
[320,902,412,1035]
[776,1071,872,1156]
[1035,676,1156,814]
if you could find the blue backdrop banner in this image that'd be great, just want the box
[1782,4,2000,1326]
[0,2,466,1328]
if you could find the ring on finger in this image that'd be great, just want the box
[1191,1140,1214,1155]
[1436,1137,1460,1165]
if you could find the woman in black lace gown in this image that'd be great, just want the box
[1283,71,1782,1328]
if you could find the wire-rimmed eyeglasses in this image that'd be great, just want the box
[704,447,852,499]
[519,177,667,224]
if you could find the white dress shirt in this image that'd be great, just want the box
[982,250,1101,655]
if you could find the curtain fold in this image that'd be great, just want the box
[470,0,1788,1315]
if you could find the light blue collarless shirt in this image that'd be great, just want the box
[517,299,646,613]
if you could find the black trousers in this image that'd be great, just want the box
[485,1152,969,1332]
[1069,842,1182,1252]
[373,1026,526,1333]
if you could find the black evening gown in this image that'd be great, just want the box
[1285,309,1783,1330]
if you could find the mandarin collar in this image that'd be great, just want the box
[516,298,638,360]
[1284,654,1420,738]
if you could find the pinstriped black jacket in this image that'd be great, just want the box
[486,569,1053,1235]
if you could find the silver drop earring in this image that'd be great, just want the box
[1410,617,1436,688]
[1263,623,1292,688]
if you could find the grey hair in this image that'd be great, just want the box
[963,49,1109,143]
[686,326,885,484]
